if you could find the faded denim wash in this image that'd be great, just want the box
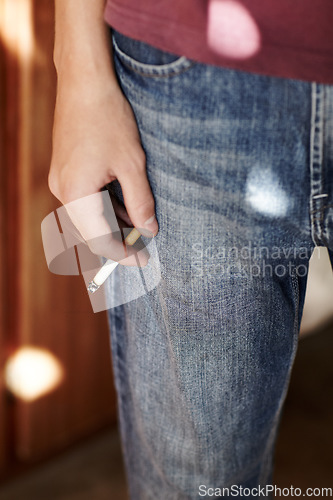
[105,28,333,500]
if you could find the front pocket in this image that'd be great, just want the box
[112,29,195,77]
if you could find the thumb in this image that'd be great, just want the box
[118,167,159,238]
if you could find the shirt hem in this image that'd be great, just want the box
[104,1,333,85]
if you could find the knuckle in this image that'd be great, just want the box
[60,183,80,205]
[86,240,102,257]
[135,148,146,168]
[134,198,155,218]
[48,172,79,205]
[48,169,60,198]
[123,150,146,175]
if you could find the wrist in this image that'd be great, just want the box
[54,25,113,74]
[54,50,115,88]
[54,60,123,108]
[54,0,112,81]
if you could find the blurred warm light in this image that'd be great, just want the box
[0,0,34,61]
[4,346,64,402]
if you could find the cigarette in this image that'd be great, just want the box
[87,228,142,293]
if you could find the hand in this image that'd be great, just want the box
[48,72,159,267]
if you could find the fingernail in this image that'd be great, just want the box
[142,214,158,236]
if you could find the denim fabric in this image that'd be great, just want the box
[105,28,333,499]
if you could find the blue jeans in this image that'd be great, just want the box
[105,29,333,499]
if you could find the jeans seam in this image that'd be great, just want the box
[309,203,333,214]
[257,271,300,486]
[309,82,326,246]
[116,55,196,78]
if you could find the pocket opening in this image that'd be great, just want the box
[111,29,195,77]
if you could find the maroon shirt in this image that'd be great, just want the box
[104,0,333,84]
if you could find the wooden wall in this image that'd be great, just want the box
[0,0,117,477]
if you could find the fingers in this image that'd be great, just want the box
[109,192,133,227]
[59,190,149,267]
[117,162,159,238]
[48,80,157,268]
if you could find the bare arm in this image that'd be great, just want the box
[49,0,158,265]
